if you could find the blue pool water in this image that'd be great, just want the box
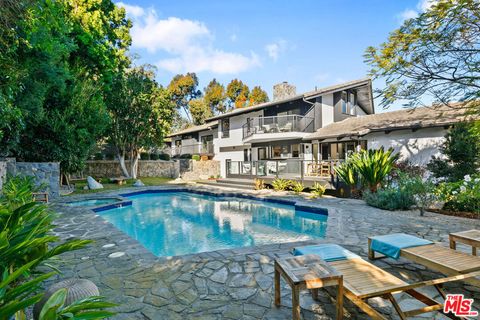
[98,192,328,257]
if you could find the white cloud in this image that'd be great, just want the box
[397,0,438,22]
[117,2,260,74]
[265,39,288,62]
[117,2,144,18]
[399,9,418,21]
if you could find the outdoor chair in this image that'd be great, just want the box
[294,243,480,319]
[280,122,293,132]
[368,233,480,287]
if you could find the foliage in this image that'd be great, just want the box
[365,0,480,108]
[37,288,115,320]
[0,176,105,319]
[189,98,213,125]
[334,158,358,189]
[168,73,201,123]
[192,155,201,161]
[437,174,480,213]
[249,86,269,105]
[351,148,398,192]
[106,65,174,178]
[158,153,171,161]
[271,179,292,191]
[291,181,305,194]
[407,176,437,216]
[310,183,326,198]
[226,79,250,109]
[428,123,480,182]
[363,188,415,211]
[254,179,265,190]
[70,177,173,195]
[204,79,226,114]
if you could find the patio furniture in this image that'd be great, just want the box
[33,192,49,203]
[449,229,480,256]
[280,122,293,132]
[294,243,480,320]
[368,233,480,286]
[110,177,126,185]
[274,254,343,320]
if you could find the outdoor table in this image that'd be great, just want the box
[450,229,480,256]
[274,254,343,320]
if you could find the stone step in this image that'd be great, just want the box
[216,178,255,186]
[197,181,253,190]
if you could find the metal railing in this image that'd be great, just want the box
[242,115,315,140]
[171,143,214,157]
[226,159,343,180]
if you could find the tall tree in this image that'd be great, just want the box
[168,73,201,122]
[204,79,226,114]
[249,86,269,105]
[365,0,480,108]
[226,79,249,109]
[107,66,174,178]
[189,98,213,125]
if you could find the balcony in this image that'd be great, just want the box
[171,143,214,157]
[242,115,314,143]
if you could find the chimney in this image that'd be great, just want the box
[273,81,296,101]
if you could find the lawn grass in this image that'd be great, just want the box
[67,177,174,195]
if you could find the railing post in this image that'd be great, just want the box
[276,161,279,178]
[301,160,304,182]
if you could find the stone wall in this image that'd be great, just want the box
[11,161,61,198]
[0,161,6,191]
[180,160,220,180]
[80,160,180,178]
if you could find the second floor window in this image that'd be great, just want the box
[221,118,230,138]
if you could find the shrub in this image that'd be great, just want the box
[140,152,150,160]
[271,178,292,191]
[363,188,415,211]
[180,154,192,159]
[254,179,265,190]
[291,181,305,194]
[158,153,171,161]
[334,158,357,189]
[311,182,326,198]
[437,174,480,213]
[192,155,201,161]
[407,176,437,216]
[150,153,159,160]
[93,152,103,160]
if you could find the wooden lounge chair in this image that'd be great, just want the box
[368,235,480,287]
[295,244,480,319]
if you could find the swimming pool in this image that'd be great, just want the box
[97,191,328,257]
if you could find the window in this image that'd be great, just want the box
[341,91,357,115]
[292,144,300,158]
[341,91,348,114]
[175,140,181,147]
[243,149,250,161]
[272,145,289,158]
[221,118,230,138]
[258,147,267,160]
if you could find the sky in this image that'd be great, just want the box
[117,0,434,112]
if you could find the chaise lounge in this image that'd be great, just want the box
[293,243,480,319]
[368,233,480,287]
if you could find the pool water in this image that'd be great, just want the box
[67,198,120,207]
[98,192,328,257]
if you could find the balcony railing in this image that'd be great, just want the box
[226,159,343,180]
[171,143,214,157]
[242,115,314,140]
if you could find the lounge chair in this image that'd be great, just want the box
[368,233,480,287]
[294,243,480,319]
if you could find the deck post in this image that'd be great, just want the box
[276,161,279,178]
[300,160,304,183]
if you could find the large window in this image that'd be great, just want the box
[341,91,357,115]
[221,118,230,138]
[270,143,300,158]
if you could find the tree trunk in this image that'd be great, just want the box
[117,151,130,178]
[130,150,139,179]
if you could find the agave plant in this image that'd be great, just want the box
[311,182,326,198]
[353,148,398,192]
[291,181,305,194]
[271,178,292,191]
[334,157,358,189]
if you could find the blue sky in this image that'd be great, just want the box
[118,0,432,112]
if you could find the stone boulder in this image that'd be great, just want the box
[133,179,145,187]
[87,176,103,189]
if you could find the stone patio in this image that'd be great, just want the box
[49,185,480,319]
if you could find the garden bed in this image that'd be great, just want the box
[428,208,479,219]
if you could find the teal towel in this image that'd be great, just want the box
[293,243,360,262]
[370,233,433,259]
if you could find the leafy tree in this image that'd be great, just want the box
[428,122,480,181]
[249,86,269,105]
[107,66,174,178]
[226,79,249,109]
[168,73,201,122]
[189,98,213,125]
[365,0,480,108]
[204,79,226,114]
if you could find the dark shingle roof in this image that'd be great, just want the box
[167,121,218,138]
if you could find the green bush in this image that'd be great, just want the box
[437,174,480,213]
[192,155,201,161]
[291,181,305,194]
[254,179,265,190]
[311,182,326,198]
[158,153,171,161]
[140,152,150,160]
[363,188,415,211]
[93,152,103,160]
[271,178,292,191]
[150,153,159,160]
[0,175,116,319]
[180,154,192,159]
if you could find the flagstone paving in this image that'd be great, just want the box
[49,185,480,319]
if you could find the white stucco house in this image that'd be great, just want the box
[167,78,475,187]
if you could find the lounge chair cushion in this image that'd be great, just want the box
[293,243,360,262]
[370,233,432,259]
